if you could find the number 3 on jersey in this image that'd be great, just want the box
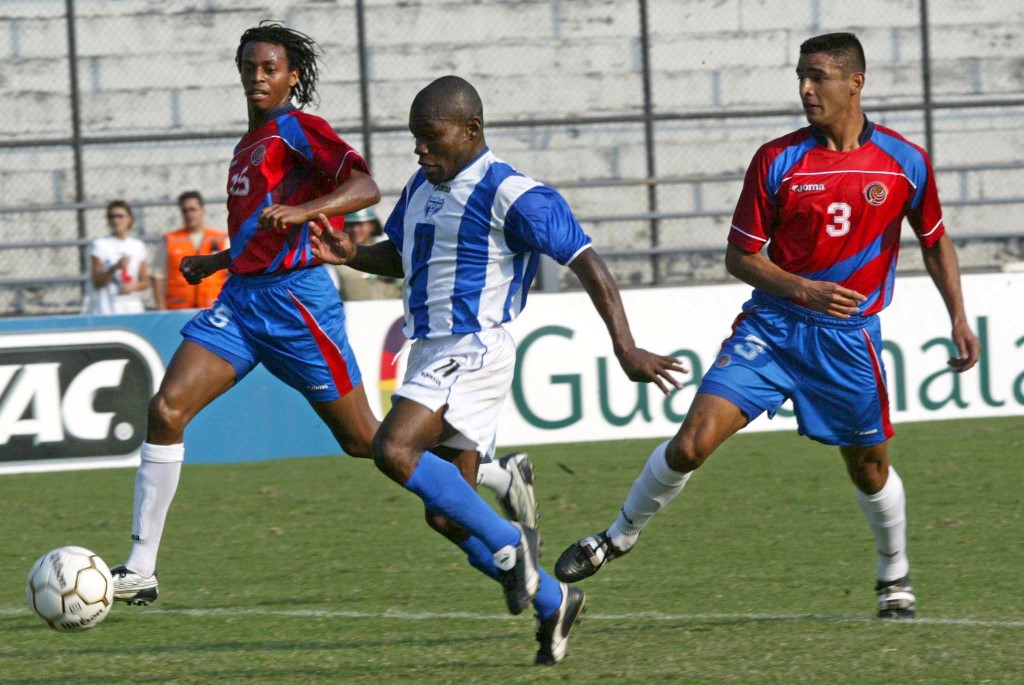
[826,202,851,237]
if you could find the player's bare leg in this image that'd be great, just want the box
[116,342,237,604]
[372,397,541,615]
[310,383,379,459]
[841,442,915,618]
[556,392,747,583]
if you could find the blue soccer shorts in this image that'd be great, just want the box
[181,266,362,403]
[699,298,894,447]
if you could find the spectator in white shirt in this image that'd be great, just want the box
[81,200,151,315]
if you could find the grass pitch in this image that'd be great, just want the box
[2,417,1022,683]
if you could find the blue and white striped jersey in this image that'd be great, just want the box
[384,148,592,340]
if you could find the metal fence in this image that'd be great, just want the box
[2,0,1023,314]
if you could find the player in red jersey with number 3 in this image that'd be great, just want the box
[556,33,981,619]
[109,22,382,605]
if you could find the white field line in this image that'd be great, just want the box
[2,606,1023,628]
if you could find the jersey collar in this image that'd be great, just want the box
[260,104,298,126]
[809,116,874,148]
[447,146,492,183]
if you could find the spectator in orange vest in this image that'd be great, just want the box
[151,191,229,310]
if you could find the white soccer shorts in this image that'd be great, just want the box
[394,327,515,461]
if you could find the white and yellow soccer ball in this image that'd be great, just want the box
[26,546,113,632]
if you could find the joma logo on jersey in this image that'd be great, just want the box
[0,331,163,465]
[791,183,826,192]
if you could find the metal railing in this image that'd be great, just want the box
[1,0,1022,314]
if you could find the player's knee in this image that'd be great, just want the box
[371,432,410,473]
[847,461,887,495]
[666,432,711,472]
[147,392,189,438]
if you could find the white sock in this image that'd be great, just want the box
[607,441,691,550]
[477,460,512,497]
[125,443,184,578]
[855,466,910,582]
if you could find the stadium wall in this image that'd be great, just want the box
[0,271,1021,475]
[2,1,1023,313]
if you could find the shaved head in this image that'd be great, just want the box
[411,75,484,124]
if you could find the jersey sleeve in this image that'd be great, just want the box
[905,149,945,247]
[729,145,776,253]
[296,114,369,184]
[383,185,409,252]
[503,186,592,265]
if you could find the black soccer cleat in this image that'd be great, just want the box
[535,582,587,666]
[876,575,916,619]
[497,522,540,615]
[496,452,539,529]
[110,565,159,606]
[554,530,632,583]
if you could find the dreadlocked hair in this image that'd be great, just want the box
[236,21,322,108]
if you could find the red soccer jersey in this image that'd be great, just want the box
[226,107,368,275]
[729,121,945,316]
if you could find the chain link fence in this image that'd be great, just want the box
[2,0,1023,314]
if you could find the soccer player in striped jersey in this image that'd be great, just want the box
[556,33,980,620]
[310,75,685,665]
[110,23,383,605]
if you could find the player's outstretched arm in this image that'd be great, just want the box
[920,234,980,372]
[725,244,866,318]
[568,248,685,395]
[310,213,404,278]
[258,170,381,233]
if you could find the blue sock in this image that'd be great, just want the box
[405,451,519,553]
[533,567,563,619]
[458,536,500,580]
[458,536,563,618]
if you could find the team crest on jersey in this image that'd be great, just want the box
[424,195,445,219]
[715,354,731,368]
[250,145,266,166]
[864,181,888,206]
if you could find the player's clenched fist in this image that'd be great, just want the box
[309,213,357,265]
[180,254,221,285]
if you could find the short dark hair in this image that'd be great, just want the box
[236,21,322,107]
[106,199,133,221]
[800,32,866,75]
[177,190,203,207]
[411,75,484,124]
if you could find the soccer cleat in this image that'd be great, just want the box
[554,530,632,583]
[496,452,539,529]
[110,565,159,606]
[534,582,587,666]
[498,522,540,615]
[876,575,916,619]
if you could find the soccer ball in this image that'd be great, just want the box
[26,546,114,632]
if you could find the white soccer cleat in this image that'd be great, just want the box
[496,452,539,529]
[110,565,159,606]
[876,575,916,619]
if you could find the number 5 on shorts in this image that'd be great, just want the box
[734,334,768,360]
